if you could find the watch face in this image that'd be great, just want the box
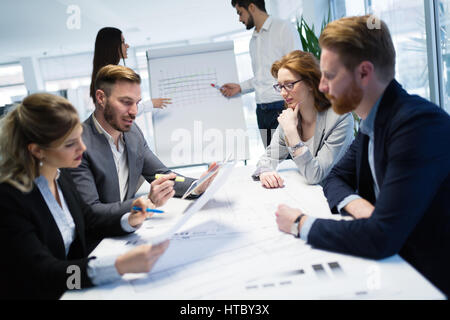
[290,222,299,237]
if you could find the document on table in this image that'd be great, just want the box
[63,161,445,300]
[149,160,237,244]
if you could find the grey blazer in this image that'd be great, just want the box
[253,108,354,185]
[69,115,197,215]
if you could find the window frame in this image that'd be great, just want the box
[330,0,447,109]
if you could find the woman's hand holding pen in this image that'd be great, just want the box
[128,196,155,227]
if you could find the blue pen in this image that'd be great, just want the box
[132,206,165,214]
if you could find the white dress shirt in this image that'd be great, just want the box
[240,16,302,104]
[92,114,129,202]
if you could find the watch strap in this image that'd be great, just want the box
[288,141,305,154]
[290,213,305,238]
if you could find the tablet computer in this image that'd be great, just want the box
[181,153,233,200]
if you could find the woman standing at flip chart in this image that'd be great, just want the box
[90,27,171,112]
[0,93,169,299]
[252,50,354,186]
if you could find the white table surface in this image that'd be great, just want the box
[62,161,446,300]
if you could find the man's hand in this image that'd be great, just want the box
[220,83,241,97]
[149,173,176,207]
[275,204,307,235]
[259,171,284,189]
[194,162,219,195]
[344,198,375,219]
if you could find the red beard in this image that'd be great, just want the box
[326,79,363,115]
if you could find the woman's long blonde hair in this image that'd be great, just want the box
[0,93,80,192]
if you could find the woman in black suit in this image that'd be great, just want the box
[0,93,169,299]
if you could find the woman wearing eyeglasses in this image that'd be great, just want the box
[252,50,354,186]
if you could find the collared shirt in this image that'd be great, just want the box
[34,172,139,286]
[336,98,382,213]
[240,16,302,104]
[35,172,76,257]
[92,114,129,202]
[359,98,382,198]
[302,99,382,242]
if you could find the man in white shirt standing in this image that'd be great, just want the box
[221,0,301,148]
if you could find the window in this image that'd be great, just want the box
[438,0,450,113]
[39,53,94,121]
[332,0,366,18]
[369,0,431,100]
[0,63,27,108]
[331,0,450,105]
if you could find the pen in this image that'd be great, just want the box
[210,83,223,91]
[132,206,165,214]
[154,174,185,182]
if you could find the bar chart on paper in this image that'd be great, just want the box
[157,69,222,107]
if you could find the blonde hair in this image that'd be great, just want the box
[319,15,396,82]
[271,50,331,112]
[0,93,80,192]
[93,64,141,106]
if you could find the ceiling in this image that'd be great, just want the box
[0,0,246,64]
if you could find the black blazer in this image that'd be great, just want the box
[313,80,450,296]
[0,169,131,300]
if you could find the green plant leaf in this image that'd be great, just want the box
[296,7,359,136]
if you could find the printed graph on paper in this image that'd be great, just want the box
[157,68,223,106]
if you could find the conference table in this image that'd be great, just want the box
[62,161,445,300]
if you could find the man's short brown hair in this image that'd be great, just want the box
[319,15,396,82]
[94,64,141,103]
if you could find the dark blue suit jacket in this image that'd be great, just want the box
[312,80,450,296]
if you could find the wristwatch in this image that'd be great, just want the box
[287,141,305,154]
[290,213,305,238]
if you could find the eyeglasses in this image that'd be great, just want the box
[273,79,303,93]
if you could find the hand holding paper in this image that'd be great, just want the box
[181,162,220,200]
[194,162,219,194]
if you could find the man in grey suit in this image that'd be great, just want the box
[70,65,216,218]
